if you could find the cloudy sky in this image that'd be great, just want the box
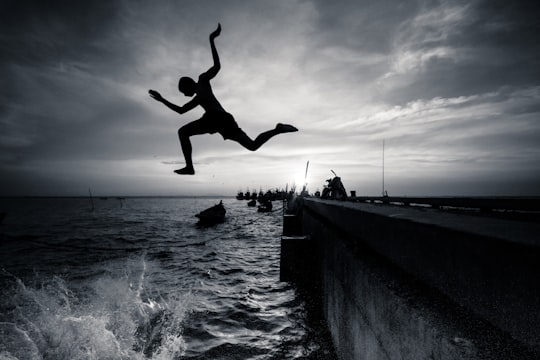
[1,0,539,196]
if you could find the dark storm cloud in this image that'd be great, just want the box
[0,1,119,67]
[381,0,540,103]
[312,0,419,54]
[0,1,123,157]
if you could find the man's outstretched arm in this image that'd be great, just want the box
[201,23,221,80]
[149,90,198,115]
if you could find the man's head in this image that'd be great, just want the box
[178,77,196,96]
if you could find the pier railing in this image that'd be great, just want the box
[348,196,540,212]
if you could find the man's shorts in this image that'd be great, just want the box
[201,111,244,140]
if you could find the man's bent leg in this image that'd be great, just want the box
[176,120,211,175]
[177,128,194,174]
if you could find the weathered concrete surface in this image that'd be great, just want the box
[280,235,314,283]
[299,198,539,359]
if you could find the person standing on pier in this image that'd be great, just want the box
[149,23,298,175]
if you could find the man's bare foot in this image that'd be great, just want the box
[276,123,298,133]
[174,167,195,175]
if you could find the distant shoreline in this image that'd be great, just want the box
[2,195,540,199]
[0,195,237,200]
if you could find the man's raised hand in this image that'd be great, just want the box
[210,23,221,40]
[149,89,163,102]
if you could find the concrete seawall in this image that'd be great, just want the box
[282,198,540,359]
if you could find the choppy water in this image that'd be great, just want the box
[0,197,335,360]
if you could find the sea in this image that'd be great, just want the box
[0,197,336,360]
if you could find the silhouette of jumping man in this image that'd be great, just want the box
[149,23,298,175]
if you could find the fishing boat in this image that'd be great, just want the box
[257,200,273,213]
[247,199,257,207]
[196,201,226,225]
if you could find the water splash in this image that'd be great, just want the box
[0,256,190,360]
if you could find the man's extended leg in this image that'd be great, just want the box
[231,123,297,151]
[176,120,210,175]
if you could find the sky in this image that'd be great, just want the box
[1,0,539,197]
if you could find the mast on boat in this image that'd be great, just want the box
[88,188,95,211]
[382,139,387,197]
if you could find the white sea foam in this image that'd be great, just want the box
[0,257,189,360]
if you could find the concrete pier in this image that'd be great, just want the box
[281,198,540,359]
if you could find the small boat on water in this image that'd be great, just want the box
[196,201,226,225]
[257,200,273,213]
[247,199,257,207]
